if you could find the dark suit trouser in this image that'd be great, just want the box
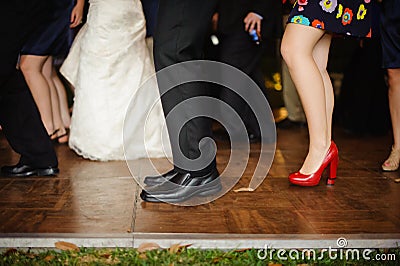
[0,2,57,168]
[154,0,217,175]
[218,31,268,138]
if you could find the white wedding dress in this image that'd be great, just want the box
[60,0,171,161]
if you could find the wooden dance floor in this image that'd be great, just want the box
[0,126,399,249]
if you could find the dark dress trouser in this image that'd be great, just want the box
[218,31,268,138]
[154,0,217,175]
[215,0,279,139]
[0,2,57,168]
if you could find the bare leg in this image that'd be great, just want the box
[20,55,54,135]
[281,23,333,174]
[42,57,68,143]
[382,68,400,170]
[313,33,334,142]
[387,69,400,150]
[52,66,71,128]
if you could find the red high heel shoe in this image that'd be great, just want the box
[289,141,339,186]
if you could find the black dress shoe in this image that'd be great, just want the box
[1,163,59,177]
[140,169,221,203]
[143,169,178,186]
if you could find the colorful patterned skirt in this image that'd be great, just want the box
[287,0,372,38]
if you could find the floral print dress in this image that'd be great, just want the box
[287,0,372,37]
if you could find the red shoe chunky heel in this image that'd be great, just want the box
[289,141,339,187]
[327,154,339,185]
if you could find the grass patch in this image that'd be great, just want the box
[1,247,399,265]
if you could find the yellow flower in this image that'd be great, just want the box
[336,4,343,19]
[265,73,282,91]
[272,73,281,83]
[357,4,367,20]
[265,80,274,89]
[274,83,282,91]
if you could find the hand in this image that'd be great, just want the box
[70,4,84,28]
[212,13,219,33]
[244,12,262,35]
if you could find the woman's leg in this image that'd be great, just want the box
[382,68,400,170]
[42,57,68,143]
[387,68,400,150]
[20,55,54,135]
[52,66,71,129]
[313,33,334,142]
[281,23,332,174]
